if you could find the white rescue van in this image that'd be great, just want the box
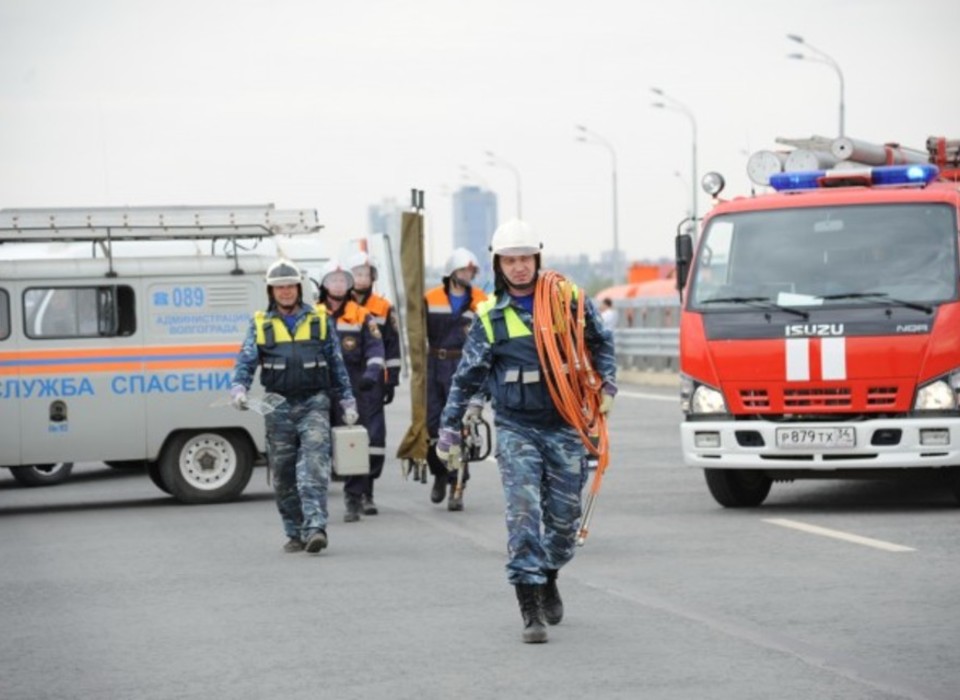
[0,205,322,503]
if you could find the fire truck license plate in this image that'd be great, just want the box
[775,427,856,449]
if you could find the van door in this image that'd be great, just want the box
[18,284,145,464]
[0,285,20,465]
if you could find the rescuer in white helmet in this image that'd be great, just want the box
[434,220,618,643]
[318,259,386,522]
[230,258,358,555]
[423,247,487,510]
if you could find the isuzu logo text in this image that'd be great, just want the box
[785,323,845,337]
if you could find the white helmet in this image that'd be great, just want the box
[320,259,355,290]
[265,259,303,287]
[489,219,542,257]
[345,250,378,282]
[445,247,480,277]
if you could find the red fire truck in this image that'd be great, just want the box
[676,136,960,506]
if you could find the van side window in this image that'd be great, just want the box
[24,286,136,339]
[0,289,9,340]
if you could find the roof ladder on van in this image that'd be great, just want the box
[0,205,322,277]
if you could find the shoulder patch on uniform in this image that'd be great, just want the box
[368,319,382,339]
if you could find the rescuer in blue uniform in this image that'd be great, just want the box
[230,259,357,555]
[319,260,386,522]
[424,247,487,510]
[346,250,402,515]
[436,221,617,643]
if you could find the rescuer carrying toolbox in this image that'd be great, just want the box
[230,259,358,554]
[436,220,617,643]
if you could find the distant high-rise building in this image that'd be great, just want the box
[452,186,498,285]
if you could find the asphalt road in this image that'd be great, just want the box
[2,381,959,700]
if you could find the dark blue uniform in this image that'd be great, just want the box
[326,300,386,501]
[440,282,616,584]
[232,303,354,543]
[425,282,487,482]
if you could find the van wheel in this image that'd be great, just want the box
[159,431,253,504]
[704,468,772,507]
[10,462,74,487]
[147,461,171,494]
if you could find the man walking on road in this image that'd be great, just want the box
[424,247,487,511]
[319,260,386,522]
[436,221,616,643]
[230,259,358,554]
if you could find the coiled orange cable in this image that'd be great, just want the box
[532,271,610,524]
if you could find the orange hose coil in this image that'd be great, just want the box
[532,271,610,489]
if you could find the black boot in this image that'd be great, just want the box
[430,474,447,504]
[361,494,378,516]
[344,495,362,522]
[543,569,563,625]
[447,483,464,511]
[515,584,548,644]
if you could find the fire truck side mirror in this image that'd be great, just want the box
[675,231,694,297]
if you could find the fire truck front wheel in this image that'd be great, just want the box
[9,462,74,487]
[704,468,772,508]
[159,430,254,504]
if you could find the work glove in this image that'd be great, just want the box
[230,385,249,411]
[341,399,359,426]
[359,375,377,392]
[599,383,617,415]
[382,384,395,405]
[435,427,461,465]
[463,402,484,428]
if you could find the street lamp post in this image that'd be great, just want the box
[651,88,698,229]
[574,124,620,285]
[484,150,523,218]
[787,33,845,136]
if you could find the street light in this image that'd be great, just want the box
[650,87,698,227]
[787,33,845,136]
[575,124,621,285]
[484,150,523,218]
[459,164,489,188]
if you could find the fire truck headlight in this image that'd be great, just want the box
[690,384,728,414]
[914,379,957,410]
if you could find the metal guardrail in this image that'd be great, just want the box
[608,295,681,371]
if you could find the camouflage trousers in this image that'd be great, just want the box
[495,419,587,585]
[265,392,333,541]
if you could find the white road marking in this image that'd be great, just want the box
[764,518,915,552]
[618,390,677,402]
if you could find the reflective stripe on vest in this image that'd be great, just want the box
[254,307,327,345]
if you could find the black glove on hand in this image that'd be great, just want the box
[359,376,377,392]
[382,384,395,405]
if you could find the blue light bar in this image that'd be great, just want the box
[769,170,825,192]
[871,164,940,187]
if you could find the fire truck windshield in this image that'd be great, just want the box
[689,203,958,311]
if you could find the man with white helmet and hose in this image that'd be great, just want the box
[435,221,616,643]
[318,260,386,522]
[230,259,358,555]
[346,250,402,424]
[424,247,487,510]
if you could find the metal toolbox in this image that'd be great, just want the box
[332,426,370,476]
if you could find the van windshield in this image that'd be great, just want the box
[689,203,958,310]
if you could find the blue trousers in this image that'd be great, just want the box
[495,419,587,585]
[266,392,332,540]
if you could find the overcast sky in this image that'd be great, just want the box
[2,0,959,269]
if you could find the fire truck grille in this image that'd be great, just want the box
[784,387,851,408]
[866,386,898,407]
[740,389,769,408]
